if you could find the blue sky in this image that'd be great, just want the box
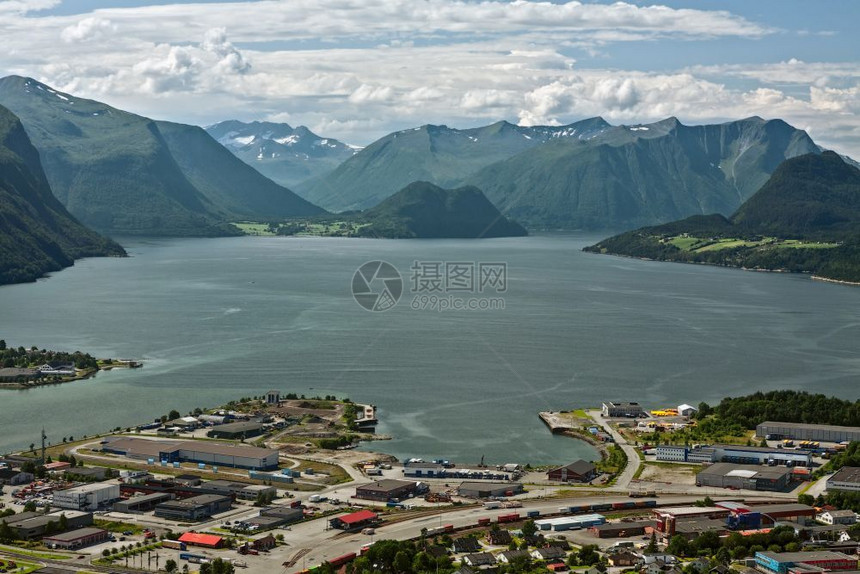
[1,0,858,157]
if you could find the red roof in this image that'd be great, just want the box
[337,509,378,525]
[178,532,223,547]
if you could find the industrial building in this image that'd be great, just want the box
[102,437,279,470]
[817,510,856,525]
[178,532,224,548]
[112,492,175,513]
[245,506,303,530]
[153,494,232,521]
[329,509,378,530]
[0,468,33,485]
[827,467,860,493]
[695,463,793,491]
[757,422,860,443]
[3,510,93,539]
[207,421,265,440]
[655,444,812,466]
[652,506,730,533]
[589,520,655,538]
[602,402,644,418]
[53,483,120,511]
[237,484,277,501]
[535,514,605,531]
[547,460,597,483]
[748,503,817,525]
[354,479,420,502]
[204,479,276,501]
[43,527,108,549]
[457,482,524,498]
[755,551,859,574]
[655,445,688,462]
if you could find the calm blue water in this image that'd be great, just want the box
[1,234,859,465]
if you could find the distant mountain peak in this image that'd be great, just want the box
[205,119,356,189]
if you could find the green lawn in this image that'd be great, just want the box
[233,222,277,236]
[667,235,840,253]
[0,557,40,573]
[668,236,702,250]
[94,519,145,534]
[0,545,73,560]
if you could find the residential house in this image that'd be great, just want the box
[453,537,482,554]
[531,546,567,561]
[463,552,496,567]
[609,551,641,567]
[487,529,512,546]
[498,550,530,564]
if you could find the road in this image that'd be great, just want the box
[586,409,641,491]
[242,492,788,574]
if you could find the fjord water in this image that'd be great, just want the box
[2,234,859,464]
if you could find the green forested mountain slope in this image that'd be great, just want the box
[354,181,527,239]
[300,118,611,212]
[469,117,820,229]
[0,76,324,236]
[585,152,860,282]
[0,104,124,285]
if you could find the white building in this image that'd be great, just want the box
[655,445,688,462]
[817,510,856,525]
[53,483,120,511]
[677,404,697,417]
[827,466,860,493]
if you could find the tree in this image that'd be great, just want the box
[646,532,658,553]
[23,501,37,512]
[666,534,691,557]
[578,544,601,566]
[58,513,68,531]
[393,550,411,573]
[165,558,178,573]
[168,409,181,420]
[522,519,537,537]
[0,520,15,543]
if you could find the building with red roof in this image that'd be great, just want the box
[329,509,379,530]
[178,532,223,548]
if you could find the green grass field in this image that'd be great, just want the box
[233,222,277,236]
[668,235,839,253]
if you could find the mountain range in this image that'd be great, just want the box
[298,116,821,230]
[298,118,612,212]
[585,151,860,283]
[0,76,324,237]
[0,103,124,285]
[205,120,356,188]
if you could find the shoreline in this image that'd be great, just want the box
[586,249,859,286]
[0,360,141,390]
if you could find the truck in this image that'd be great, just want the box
[162,540,187,551]
[179,552,206,562]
